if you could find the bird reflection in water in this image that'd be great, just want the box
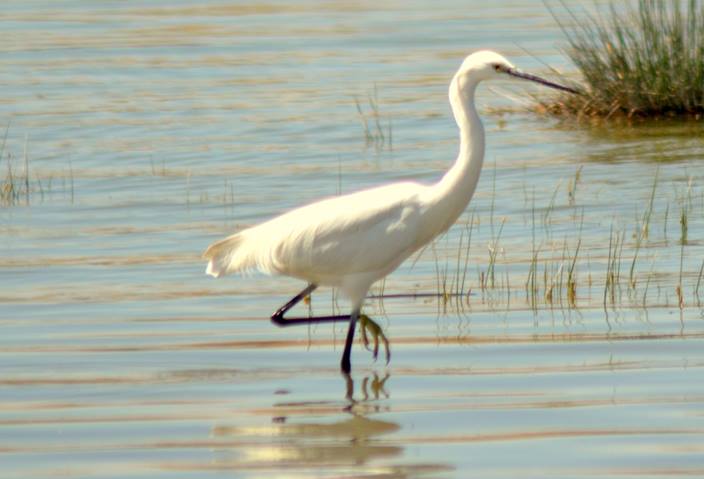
[343,371,390,408]
[211,373,400,470]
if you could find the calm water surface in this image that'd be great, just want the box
[2,1,704,478]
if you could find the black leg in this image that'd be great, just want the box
[270,284,352,326]
[340,309,358,374]
[271,285,361,373]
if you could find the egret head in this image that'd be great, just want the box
[454,50,578,94]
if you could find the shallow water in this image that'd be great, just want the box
[2,1,704,478]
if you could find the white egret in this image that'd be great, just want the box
[203,50,578,373]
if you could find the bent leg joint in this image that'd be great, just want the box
[270,309,286,327]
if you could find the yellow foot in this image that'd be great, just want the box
[358,314,391,364]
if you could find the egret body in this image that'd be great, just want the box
[204,51,577,373]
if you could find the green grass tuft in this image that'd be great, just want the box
[542,0,704,119]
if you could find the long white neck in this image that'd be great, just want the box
[424,74,485,232]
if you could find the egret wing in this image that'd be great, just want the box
[260,182,427,280]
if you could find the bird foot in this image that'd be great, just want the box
[358,314,391,365]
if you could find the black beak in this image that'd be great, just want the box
[506,67,580,94]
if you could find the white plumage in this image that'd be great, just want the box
[203,51,577,370]
[205,181,430,302]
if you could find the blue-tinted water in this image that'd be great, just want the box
[2,1,704,477]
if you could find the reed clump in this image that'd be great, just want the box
[1,127,75,207]
[354,85,392,151]
[541,0,704,119]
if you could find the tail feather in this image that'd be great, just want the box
[203,233,251,278]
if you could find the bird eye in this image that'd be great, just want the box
[493,64,501,72]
